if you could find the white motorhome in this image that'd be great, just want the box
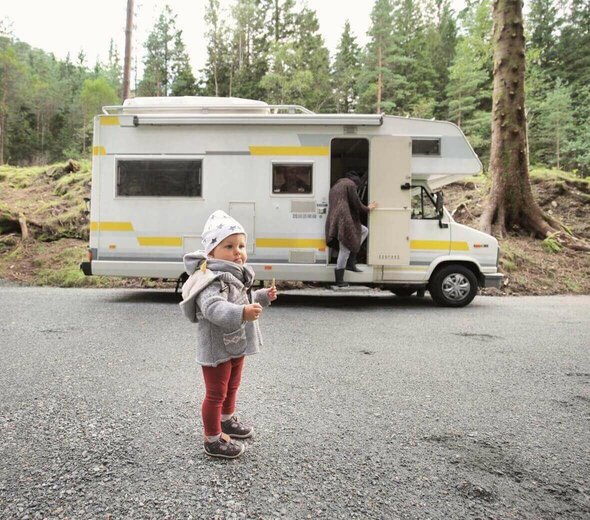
[81,96,503,307]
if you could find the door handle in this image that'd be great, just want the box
[400,183,412,190]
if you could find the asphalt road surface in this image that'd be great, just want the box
[1,286,589,519]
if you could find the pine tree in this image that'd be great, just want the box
[534,79,575,169]
[260,5,331,111]
[228,0,268,99]
[170,32,197,96]
[390,0,438,117]
[138,5,196,97]
[105,39,123,93]
[556,0,590,94]
[527,0,560,76]
[428,0,458,119]
[203,0,231,96]
[332,21,361,113]
[445,0,493,160]
[357,0,398,113]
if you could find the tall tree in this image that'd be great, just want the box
[228,0,268,99]
[428,0,458,119]
[332,21,361,113]
[260,6,332,111]
[203,0,231,96]
[534,79,575,169]
[390,0,438,117]
[445,0,492,161]
[480,0,587,250]
[170,32,197,95]
[527,0,560,76]
[138,5,194,96]
[357,0,399,113]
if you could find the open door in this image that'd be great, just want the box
[368,136,412,266]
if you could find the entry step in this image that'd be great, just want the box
[278,286,395,298]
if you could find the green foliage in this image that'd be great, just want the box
[138,5,196,97]
[332,21,361,113]
[542,232,562,253]
[530,78,575,169]
[446,0,492,163]
[79,78,119,121]
[0,0,589,178]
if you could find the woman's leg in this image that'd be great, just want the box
[336,243,351,269]
[201,360,232,437]
[360,225,368,245]
[222,356,245,417]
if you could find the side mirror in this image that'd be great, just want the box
[435,191,444,216]
[435,191,448,228]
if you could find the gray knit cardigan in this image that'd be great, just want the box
[180,252,271,367]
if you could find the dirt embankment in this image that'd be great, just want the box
[0,163,588,293]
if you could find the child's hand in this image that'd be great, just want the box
[243,303,263,321]
[267,286,278,301]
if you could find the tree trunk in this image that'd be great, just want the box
[480,0,553,239]
[376,43,382,114]
[122,0,134,101]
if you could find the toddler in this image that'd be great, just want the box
[180,210,277,458]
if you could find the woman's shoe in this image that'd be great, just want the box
[345,254,362,272]
[335,268,349,287]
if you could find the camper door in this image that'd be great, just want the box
[368,136,411,266]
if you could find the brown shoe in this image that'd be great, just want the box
[221,416,254,439]
[203,433,245,459]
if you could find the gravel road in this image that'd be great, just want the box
[0,287,589,519]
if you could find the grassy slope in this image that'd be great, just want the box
[0,163,588,293]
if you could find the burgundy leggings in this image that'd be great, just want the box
[201,357,245,436]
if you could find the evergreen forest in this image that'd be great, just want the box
[1,0,589,175]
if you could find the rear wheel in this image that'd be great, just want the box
[429,265,478,307]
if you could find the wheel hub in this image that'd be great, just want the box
[441,273,471,301]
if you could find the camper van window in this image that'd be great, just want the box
[116,159,202,197]
[411,187,438,219]
[272,164,313,194]
[412,139,441,156]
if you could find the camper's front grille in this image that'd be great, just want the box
[290,200,316,213]
[289,250,316,264]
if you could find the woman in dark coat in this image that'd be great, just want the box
[325,172,377,287]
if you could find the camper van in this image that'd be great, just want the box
[81,96,503,307]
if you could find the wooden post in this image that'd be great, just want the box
[122,0,134,101]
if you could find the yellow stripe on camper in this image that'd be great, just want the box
[249,146,329,156]
[90,221,134,232]
[137,236,183,247]
[410,240,469,251]
[100,116,120,126]
[256,238,326,249]
[92,146,107,156]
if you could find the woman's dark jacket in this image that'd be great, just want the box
[325,178,369,253]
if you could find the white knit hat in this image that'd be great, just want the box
[201,210,246,255]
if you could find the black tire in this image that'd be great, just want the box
[393,288,416,298]
[429,264,478,307]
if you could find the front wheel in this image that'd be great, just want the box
[429,265,478,307]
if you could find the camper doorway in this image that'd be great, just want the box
[329,138,370,264]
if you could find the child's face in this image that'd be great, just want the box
[209,233,247,265]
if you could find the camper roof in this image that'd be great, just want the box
[104,96,313,115]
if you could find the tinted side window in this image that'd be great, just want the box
[412,139,440,156]
[117,160,202,197]
[272,164,313,194]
